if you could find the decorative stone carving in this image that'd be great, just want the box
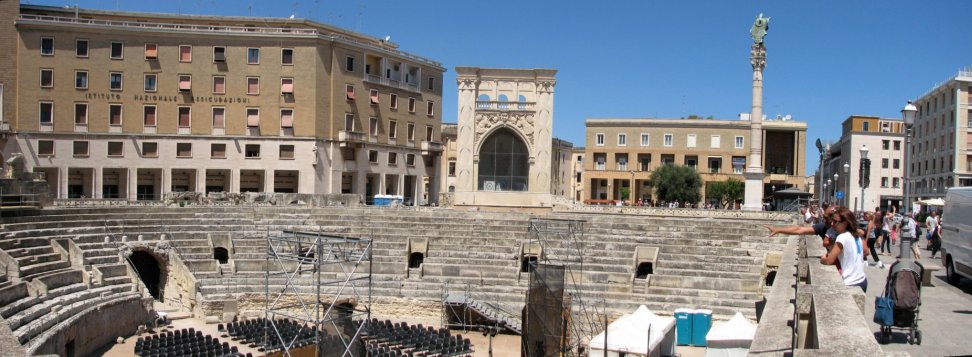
[458,78,478,91]
[536,80,556,93]
[154,240,173,256]
[474,112,535,147]
[750,43,766,72]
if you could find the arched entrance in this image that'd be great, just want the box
[127,250,165,300]
[478,128,530,191]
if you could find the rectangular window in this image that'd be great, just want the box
[893,159,900,169]
[427,77,435,91]
[40,69,54,88]
[389,120,397,138]
[74,103,88,124]
[75,71,88,89]
[596,133,605,146]
[143,106,157,126]
[427,101,435,116]
[247,48,260,64]
[281,48,294,65]
[390,94,398,109]
[862,122,870,132]
[246,108,260,127]
[280,109,294,128]
[281,78,294,95]
[894,140,901,150]
[39,102,54,124]
[370,89,379,104]
[109,72,123,90]
[408,98,416,113]
[212,107,225,128]
[41,37,54,56]
[369,117,379,136]
[38,140,54,156]
[142,142,158,157]
[893,177,900,188]
[73,141,89,157]
[882,158,889,169]
[406,153,415,166]
[109,104,123,126]
[75,39,88,57]
[640,133,649,146]
[448,161,456,176]
[664,134,673,147]
[245,144,260,158]
[687,134,697,148]
[388,152,398,165]
[735,136,744,149]
[179,75,192,91]
[344,114,355,131]
[178,107,191,127]
[407,123,415,141]
[881,177,889,188]
[710,135,721,148]
[345,56,355,71]
[211,143,226,158]
[144,74,157,92]
[213,76,225,94]
[213,46,225,62]
[426,125,434,141]
[144,43,158,59]
[280,145,295,159]
[176,143,192,157]
[247,77,260,95]
[110,42,123,59]
[346,85,355,100]
[179,45,192,62]
[368,150,378,163]
[617,133,627,146]
[882,140,890,150]
[107,141,124,157]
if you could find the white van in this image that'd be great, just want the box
[941,187,972,284]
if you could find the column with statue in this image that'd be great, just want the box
[743,13,769,211]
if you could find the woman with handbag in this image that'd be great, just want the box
[821,207,868,292]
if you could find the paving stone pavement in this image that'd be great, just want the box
[859,242,972,357]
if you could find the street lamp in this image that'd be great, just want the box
[826,179,832,204]
[843,163,850,206]
[859,145,870,212]
[823,182,828,204]
[902,101,917,213]
[833,173,839,204]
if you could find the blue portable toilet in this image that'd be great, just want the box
[674,308,694,345]
[692,309,712,346]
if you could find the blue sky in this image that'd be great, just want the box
[31,0,972,175]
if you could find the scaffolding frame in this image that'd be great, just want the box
[527,218,603,357]
[265,230,373,357]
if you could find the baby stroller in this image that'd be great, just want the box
[877,258,924,344]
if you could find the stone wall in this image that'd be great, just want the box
[27,296,152,357]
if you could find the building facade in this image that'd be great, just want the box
[570,147,585,202]
[907,69,972,204]
[823,115,905,212]
[0,3,445,204]
[582,117,807,206]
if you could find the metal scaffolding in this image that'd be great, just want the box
[527,217,603,357]
[265,230,373,357]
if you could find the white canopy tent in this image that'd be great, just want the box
[917,198,945,206]
[589,305,676,357]
[704,312,756,357]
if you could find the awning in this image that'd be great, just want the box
[917,198,945,206]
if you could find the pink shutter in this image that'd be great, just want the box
[145,44,158,58]
[179,108,191,127]
[213,78,225,93]
[280,110,294,128]
[281,80,293,94]
[213,109,225,128]
[145,108,156,126]
[248,79,259,94]
[179,46,191,62]
[179,77,191,91]
[346,86,355,100]
[370,91,379,104]
[247,110,259,127]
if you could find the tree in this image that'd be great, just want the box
[647,164,702,204]
[706,178,745,208]
[619,187,630,201]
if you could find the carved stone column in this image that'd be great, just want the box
[455,73,478,194]
[744,43,767,211]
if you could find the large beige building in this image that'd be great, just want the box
[0,3,445,204]
[907,69,972,203]
[582,116,807,205]
[823,115,905,211]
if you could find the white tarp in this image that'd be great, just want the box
[589,305,676,357]
[917,198,945,206]
[704,312,756,357]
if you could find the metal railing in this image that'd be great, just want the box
[475,101,535,111]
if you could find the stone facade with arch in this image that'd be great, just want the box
[453,67,562,207]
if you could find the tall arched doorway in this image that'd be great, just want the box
[127,251,164,300]
[478,128,529,191]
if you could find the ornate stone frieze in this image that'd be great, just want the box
[474,112,535,146]
[750,43,766,72]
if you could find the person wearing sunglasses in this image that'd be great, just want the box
[820,207,868,292]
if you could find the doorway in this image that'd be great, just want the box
[126,251,164,300]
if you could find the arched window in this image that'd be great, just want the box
[518,95,527,110]
[498,94,509,109]
[478,128,529,192]
[477,94,490,109]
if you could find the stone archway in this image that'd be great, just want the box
[125,249,167,300]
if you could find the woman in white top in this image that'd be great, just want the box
[820,207,868,292]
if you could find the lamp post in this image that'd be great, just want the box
[859,145,870,212]
[823,183,828,204]
[842,163,850,207]
[833,173,839,205]
[902,101,917,214]
[826,179,832,204]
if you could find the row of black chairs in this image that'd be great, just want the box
[134,328,252,357]
[220,317,318,351]
[362,319,473,357]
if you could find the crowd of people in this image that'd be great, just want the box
[764,203,943,293]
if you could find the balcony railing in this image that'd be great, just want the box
[364,74,421,93]
[476,101,535,111]
[421,140,442,155]
[338,130,366,147]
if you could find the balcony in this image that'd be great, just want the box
[364,74,421,93]
[338,130,367,147]
[421,140,443,155]
[476,101,535,112]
